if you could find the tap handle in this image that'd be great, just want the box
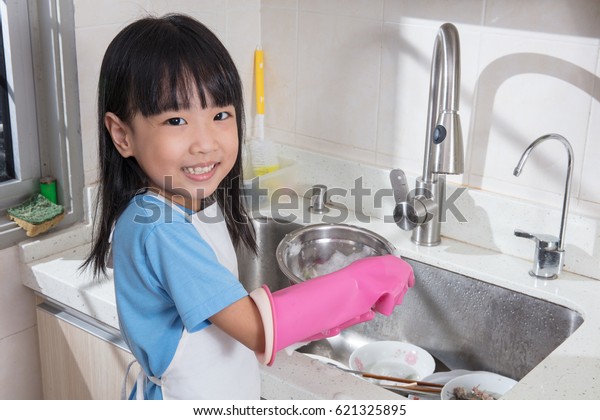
[514,229,564,279]
[390,169,410,204]
[514,229,559,250]
[390,169,415,230]
[514,229,534,240]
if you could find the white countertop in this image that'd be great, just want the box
[19,147,600,400]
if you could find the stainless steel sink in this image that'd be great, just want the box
[237,217,584,382]
[236,216,302,292]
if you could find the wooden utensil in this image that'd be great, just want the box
[328,363,444,389]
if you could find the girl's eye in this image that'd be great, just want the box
[214,111,231,121]
[166,117,187,126]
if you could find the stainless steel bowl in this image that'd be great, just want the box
[276,223,395,283]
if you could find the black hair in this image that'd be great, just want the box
[82,14,256,278]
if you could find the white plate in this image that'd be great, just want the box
[441,372,518,400]
[422,370,483,385]
[349,341,435,381]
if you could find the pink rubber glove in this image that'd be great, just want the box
[249,254,415,365]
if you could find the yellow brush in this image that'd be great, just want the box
[249,46,279,176]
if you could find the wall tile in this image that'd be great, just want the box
[142,3,227,37]
[0,327,42,399]
[580,54,600,204]
[227,0,260,10]
[295,11,382,150]
[262,0,297,10]
[226,9,261,137]
[384,0,484,25]
[0,247,36,338]
[74,24,121,186]
[74,0,228,29]
[376,23,433,176]
[143,0,226,26]
[225,10,260,78]
[273,129,377,167]
[485,0,600,38]
[261,8,298,133]
[300,0,383,20]
[73,0,149,28]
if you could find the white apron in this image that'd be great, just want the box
[130,197,260,400]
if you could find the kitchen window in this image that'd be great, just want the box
[0,0,84,249]
[0,23,14,184]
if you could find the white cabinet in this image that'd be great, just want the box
[36,300,137,399]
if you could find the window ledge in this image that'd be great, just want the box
[18,185,95,264]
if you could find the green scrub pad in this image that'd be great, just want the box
[7,193,64,237]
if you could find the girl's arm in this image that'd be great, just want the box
[209,296,266,353]
[210,255,414,366]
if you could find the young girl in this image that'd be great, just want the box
[83,14,414,400]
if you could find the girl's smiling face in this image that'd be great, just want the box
[106,93,239,212]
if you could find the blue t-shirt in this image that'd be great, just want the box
[112,194,248,399]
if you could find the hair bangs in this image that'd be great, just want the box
[129,19,242,118]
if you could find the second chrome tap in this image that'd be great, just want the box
[513,133,574,279]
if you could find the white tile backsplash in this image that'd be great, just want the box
[484,0,600,38]
[384,0,485,25]
[74,23,120,186]
[469,28,598,211]
[300,0,384,20]
[257,1,600,221]
[261,7,297,133]
[261,0,297,10]
[580,52,600,205]
[73,0,149,28]
[225,9,261,76]
[295,11,382,150]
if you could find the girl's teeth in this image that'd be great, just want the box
[184,164,215,175]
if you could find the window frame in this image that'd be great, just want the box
[0,0,84,249]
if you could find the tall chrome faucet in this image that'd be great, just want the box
[513,134,574,279]
[391,23,464,246]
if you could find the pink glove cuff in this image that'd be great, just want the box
[249,286,275,365]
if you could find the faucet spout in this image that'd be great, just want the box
[422,23,464,182]
[513,133,574,279]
